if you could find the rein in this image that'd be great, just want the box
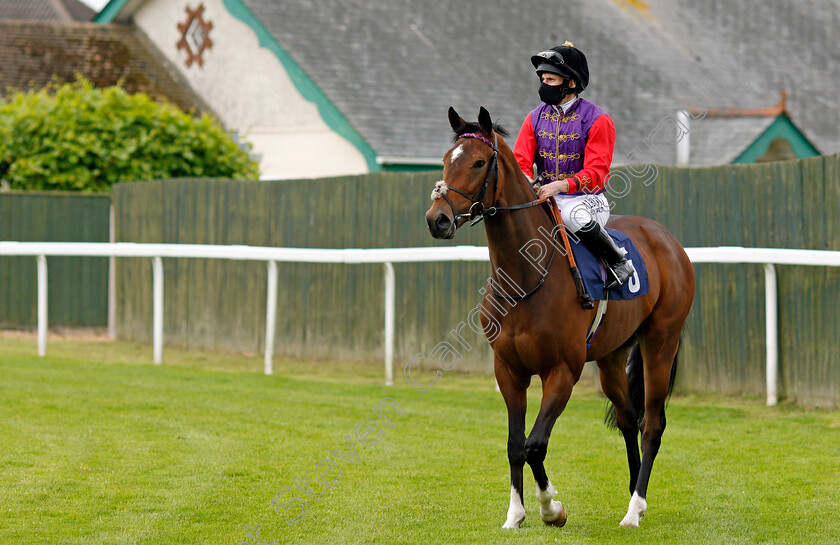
[491,242,558,301]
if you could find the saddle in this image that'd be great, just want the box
[543,198,649,304]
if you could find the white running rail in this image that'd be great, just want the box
[1,242,838,404]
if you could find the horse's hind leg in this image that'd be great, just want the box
[495,357,530,529]
[620,329,681,528]
[597,344,641,495]
[525,363,577,527]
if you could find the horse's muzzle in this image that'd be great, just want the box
[426,210,455,239]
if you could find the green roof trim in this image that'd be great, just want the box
[222,0,380,171]
[732,113,821,163]
[93,0,131,22]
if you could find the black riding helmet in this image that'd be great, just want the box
[530,41,590,91]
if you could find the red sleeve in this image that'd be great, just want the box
[513,114,537,179]
[570,114,615,193]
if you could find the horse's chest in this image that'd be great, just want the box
[492,321,562,371]
[488,301,591,372]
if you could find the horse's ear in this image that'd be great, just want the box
[448,107,466,133]
[478,106,493,135]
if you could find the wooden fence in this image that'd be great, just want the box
[0,192,111,329]
[112,155,840,407]
[112,175,490,365]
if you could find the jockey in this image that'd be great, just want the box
[514,42,635,289]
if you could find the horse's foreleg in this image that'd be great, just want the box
[525,364,576,527]
[597,346,641,495]
[620,333,679,528]
[495,358,529,529]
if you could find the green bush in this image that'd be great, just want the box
[0,78,260,191]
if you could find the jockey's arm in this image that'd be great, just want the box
[567,115,615,194]
[513,115,537,182]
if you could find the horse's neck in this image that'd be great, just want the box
[483,160,567,295]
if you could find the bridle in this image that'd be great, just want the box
[432,132,547,227]
[431,131,557,300]
[432,132,500,226]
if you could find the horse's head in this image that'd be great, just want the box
[426,107,506,239]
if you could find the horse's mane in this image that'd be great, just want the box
[451,122,510,143]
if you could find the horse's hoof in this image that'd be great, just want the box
[620,492,646,527]
[501,514,525,529]
[543,505,567,527]
[619,516,640,528]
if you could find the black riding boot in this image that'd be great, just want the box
[576,221,635,289]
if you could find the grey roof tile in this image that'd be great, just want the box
[0,0,71,21]
[61,0,96,22]
[237,0,840,164]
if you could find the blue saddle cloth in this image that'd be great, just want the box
[569,228,649,301]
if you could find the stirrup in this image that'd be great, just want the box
[605,260,634,290]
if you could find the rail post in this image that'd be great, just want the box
[37,255,48,357]
[764,263,778,406]
[152,256,164,365]
[384,262,395,386]
[264,260,278,375]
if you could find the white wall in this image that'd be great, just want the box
[133,0,369,179]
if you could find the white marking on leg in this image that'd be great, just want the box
[619,492,647,528]
[535,481,564,522]
[502,484,526,529]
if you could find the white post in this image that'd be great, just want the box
[152,256,164,365]
[676,109,690,166]
[37,255,48,357]
[108,203,116,339]
[764,263,778,406]
[264,260,278,375]
[384,262,395,386]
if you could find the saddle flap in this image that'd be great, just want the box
[570,229,649,301]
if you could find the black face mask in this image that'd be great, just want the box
[539,82,573,105]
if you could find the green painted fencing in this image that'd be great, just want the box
[113,154,840,407]
[0,192,111,329]
[112,176,492,371]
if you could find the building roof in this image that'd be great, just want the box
[0,0,95,22]
[62,0,97,22]
[100,0,840,167]
[688,117,776,166]
[0,20,209,114]
[684,92,820,165]
[235,0,839,167]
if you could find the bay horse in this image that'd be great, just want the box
[425,107,694,528]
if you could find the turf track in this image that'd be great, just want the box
[1,336,838,544]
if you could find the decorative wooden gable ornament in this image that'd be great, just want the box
[177,4,213,67]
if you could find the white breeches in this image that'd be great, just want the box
[554,193,611,233]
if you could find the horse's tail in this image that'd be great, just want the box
[604,337,681,430]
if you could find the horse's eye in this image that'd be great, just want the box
[473,160,486,169]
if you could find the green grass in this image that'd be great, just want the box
[1,335,839,544]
